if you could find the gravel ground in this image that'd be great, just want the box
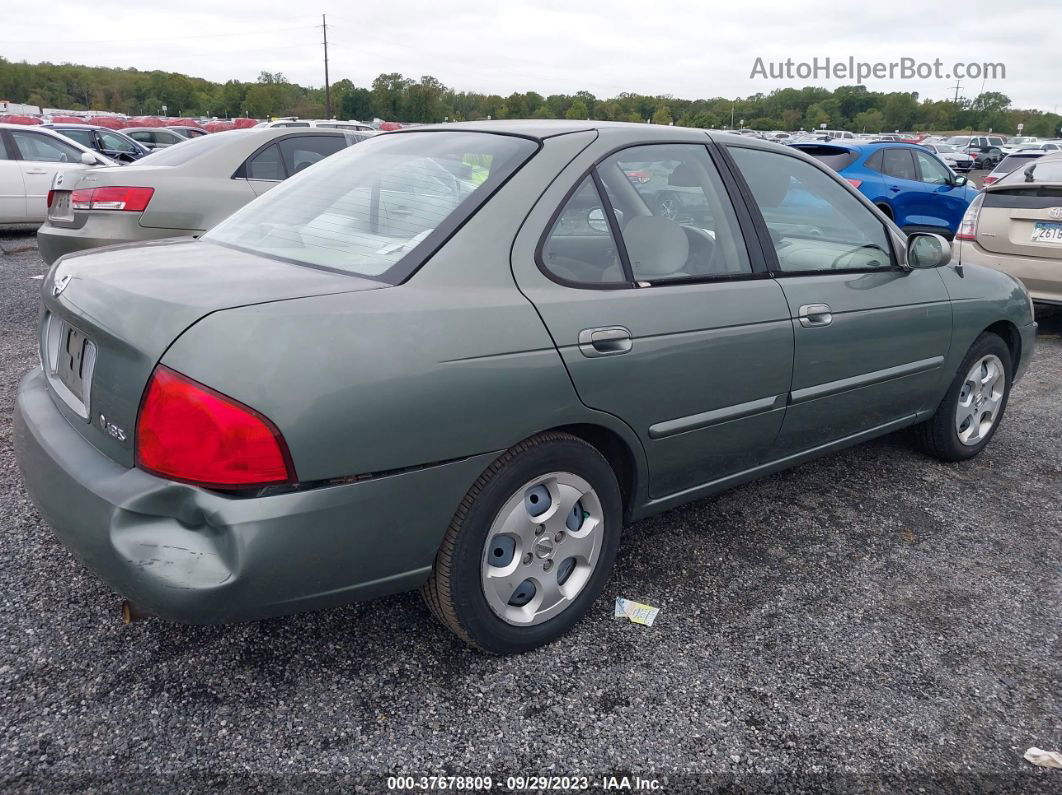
[1,226,1059,793]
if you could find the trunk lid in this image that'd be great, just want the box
[976,183,1062,259]
[41,238,384,467]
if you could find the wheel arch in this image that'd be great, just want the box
[983,320,1021,373]
[875,202,894,220]
[550,423,642,521]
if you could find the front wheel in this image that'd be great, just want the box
[422,432,623,654]
[913,332,1012,461]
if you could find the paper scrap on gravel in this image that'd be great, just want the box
[1024,747,1062,769]
[614,597,659,626]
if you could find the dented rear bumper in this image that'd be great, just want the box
[14,367,492,624]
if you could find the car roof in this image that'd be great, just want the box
[791,141,926,154]
[388,119,780,147]
[43,122,109,130]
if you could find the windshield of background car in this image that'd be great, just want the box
[945,136,971,146]
[205,131,537,282]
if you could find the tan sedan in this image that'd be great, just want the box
[957,152,1062,305]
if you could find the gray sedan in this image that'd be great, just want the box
[14,121,1037,654]
[37,127,368,264]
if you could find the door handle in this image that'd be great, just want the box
[25,169,47,175]
[889,185,901,192]
[578,326,633,357]
[798,304,832,328]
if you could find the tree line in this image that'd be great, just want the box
[2,58,1059,136]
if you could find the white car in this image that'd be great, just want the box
[919,143,975,172]
[0,124,115,224]
[254,118,375,133]
[1012,141,1062,154]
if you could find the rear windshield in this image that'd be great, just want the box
[133,131,242,166]
[993,154,1043,175]
[205,131,537,282]
[791,145,859,171]
[944,136,971,146]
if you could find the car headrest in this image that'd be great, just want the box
[668,162,700,187]
[623,216,689,276]
[741,161,791,207]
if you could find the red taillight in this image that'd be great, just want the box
[136,366,295,489]
[956,193,984,241]
[46,190,54,208]
[845,178,863,189]
[982,175,998,186]
[70,186,154,212]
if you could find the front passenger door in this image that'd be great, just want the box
[727,145,952,455]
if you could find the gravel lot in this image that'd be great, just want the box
[1,225,1059,793]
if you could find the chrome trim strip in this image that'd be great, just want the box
[789,355,945,405]
[648,394,786,440]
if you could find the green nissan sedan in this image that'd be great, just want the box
[14,121,1037,654]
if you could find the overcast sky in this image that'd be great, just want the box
[4,0,1061,111]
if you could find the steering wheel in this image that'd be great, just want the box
[681,225,718,274]
[830,243,887,270]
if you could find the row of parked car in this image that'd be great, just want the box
[3,119,1058,308]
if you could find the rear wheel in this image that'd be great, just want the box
[422,432,622,654]
[913,333,1012,461]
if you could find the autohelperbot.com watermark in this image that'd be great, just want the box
[750,56,1005,83]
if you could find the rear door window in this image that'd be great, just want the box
[600,144,752,282]
[881,148,918,181]
[541,175,624,285]
[278,135,347,175]
[60,129,95,148]
[244,144,285,180]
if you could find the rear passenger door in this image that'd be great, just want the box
[877,147,923,229]
[726,145,952,454]
[514,142,794,499]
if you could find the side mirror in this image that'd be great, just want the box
[906,233,952,269]
[951,174,968,187]
[80,152,97,166]
[587,208,608,233]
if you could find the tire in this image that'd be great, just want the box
[913,332,1012,461]
[422,432,623,654]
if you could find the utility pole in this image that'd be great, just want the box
[321,14,332,119]
[951,78,962,104]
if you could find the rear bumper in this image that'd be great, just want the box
[958,240,1062,305]
[14,367,493,624]
[36,215,197,266]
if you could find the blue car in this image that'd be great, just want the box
[791,142,980,238]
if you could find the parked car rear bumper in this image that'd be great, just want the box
[958,240,1062,306]
[37,214,197,266]
[14,366,492,624]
